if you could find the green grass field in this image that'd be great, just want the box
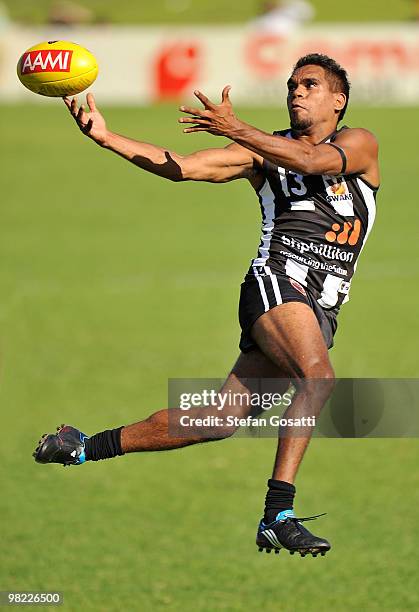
[3,0,414,24]
[1,101,419,611]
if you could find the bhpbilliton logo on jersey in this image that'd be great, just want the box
[20,50,73,74]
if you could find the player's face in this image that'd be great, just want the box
[286,65,343,131]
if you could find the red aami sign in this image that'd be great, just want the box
[20,50,73,74]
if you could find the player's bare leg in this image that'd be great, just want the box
[32,349,289,463]
[251,301,334,556]
[120,349,288,452]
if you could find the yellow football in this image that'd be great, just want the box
[17,40,98,97]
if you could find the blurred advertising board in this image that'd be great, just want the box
[2,24,419,105]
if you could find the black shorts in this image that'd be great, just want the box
[239,272,338,353]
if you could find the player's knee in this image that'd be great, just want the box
[300,356,334,380]
[205,403,251,440]
[207,425,237,441]
[295,359,335,398]
[207,416,240,440]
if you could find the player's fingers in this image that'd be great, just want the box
[178,117,209,125]
[183,126,209,133]
[63,96,72,110]
[77,106,91,131]
[81,118,93,134]
[70,97,79,118]
[86,93,97,112]
[179,105,206,117]
[194,90,215,110]
[77,104,86,122]
[221,85,232,103]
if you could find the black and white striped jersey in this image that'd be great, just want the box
[249,127,378,311]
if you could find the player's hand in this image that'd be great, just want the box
[63,93,108,146]
[178,86,241,137]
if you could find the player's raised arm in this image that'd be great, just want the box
[63,94,261,183]
[179,81,379,186]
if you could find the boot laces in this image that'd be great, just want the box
[289,513,326,523]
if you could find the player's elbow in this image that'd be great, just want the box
[175,156,197,182]
[159,152,188,182]
[168,173,186,182]
[168,165,188,182]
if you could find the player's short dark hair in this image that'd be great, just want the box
[292,53,350,121]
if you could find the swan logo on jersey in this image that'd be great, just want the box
[325,219,361,246]
[21,50,73,74]
[330,183,346,196]
[323,177,353,203]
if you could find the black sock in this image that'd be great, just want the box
[264,479,296,523]
[84,427,125,462]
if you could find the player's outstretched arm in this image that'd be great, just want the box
[179,87,379,185]
[63,94,261,183]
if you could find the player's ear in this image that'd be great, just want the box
[335,92,346,113]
